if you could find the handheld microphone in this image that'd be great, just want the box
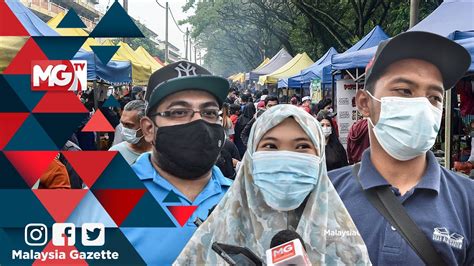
[211,242,264,266]
[266,230,311,266]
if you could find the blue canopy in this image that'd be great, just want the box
[453,30,474,40]
[6,0,58,36]
[285,47,338,88]
[409,0,474,38]
[277,78,288,88]
[331,26,389,70]
[456,37,474,72]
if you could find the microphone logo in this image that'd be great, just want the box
[271,242,295,263]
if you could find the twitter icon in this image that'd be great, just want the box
[82,223,105,246]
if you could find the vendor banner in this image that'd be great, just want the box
[336,79,363,148]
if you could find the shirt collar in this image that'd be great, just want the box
[133,153,232,204]
[358,150,440,194]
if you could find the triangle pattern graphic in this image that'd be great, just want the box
[121,191,176,227]
[102,95,121,108]
[90,1,144,38]
[93,189,146,227]
[4,38,48,75]
[57,9,86,28]
[4,115,58,151]
[32,91,88,113]
[66,190,117,227]
[0,151,29,189]
[92,153,145,190]
[0,0,29,36]
[0,112,29,150]
[4,151,58,187]
[33,189,87,223]
[91,45,120,64]
[62,151,116,188]
[81,109,115,132]
[0,189,54,227]
[0,75,29,112]
[3,74,45,112]
[167,206,198,227]
[33,241,87,265]
[33,36,87,60]
[34,113,89,149]
[162,190,181,203]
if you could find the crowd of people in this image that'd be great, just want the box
[38,32,473,265]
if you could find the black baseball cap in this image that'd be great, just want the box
[365,31,471,90]
[145,61,230,114]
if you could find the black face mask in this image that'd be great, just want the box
[153,120,225,180]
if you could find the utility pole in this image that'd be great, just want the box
[185,27,189,60]
[194,46,197,63]
[165,2,169,63]
[189,38,192,63]
[409,0,420,28]
[123,0,128,43]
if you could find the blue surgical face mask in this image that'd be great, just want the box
[252,151,321,211]
[367,91,442,161]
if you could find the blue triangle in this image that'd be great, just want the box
[4,115,58,151]
[0,152,29,189]
[57,9,86,28]
[0,75,29,112]
[90,1,144,38]
[92,153,146,189]
[121,192,176,227]
[33,113,89,149]
[3,74,45,112]
[0,190,55,227]
[33,36,87,60]
[102,95,121,108]
[163,190,182,203]
[91,45,120,64]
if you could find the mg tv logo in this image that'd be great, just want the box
[31,60,87,91]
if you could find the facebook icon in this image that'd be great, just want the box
[52,223,75,246]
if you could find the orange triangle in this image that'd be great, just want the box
[4,151,58,187]
[0,1,29,36]
[33,241,87,265]
[81,109,115,132]
[167,206,198,227]
[4,38,48,74]
[33,92,88,113]
[62,151,117,188]
[33,189,87,222]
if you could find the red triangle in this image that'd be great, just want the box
[4,38,48,74]
[167,206,198,227]
[33,189,87,222]
[33,92,88,113]
[62,151,117,188]
[81,109,115,132]
[33,241,87,265]
[0,1,29,36]
[93,189,146,226]
[4,151,58,187]
[0,112,29,150]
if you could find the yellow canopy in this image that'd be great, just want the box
[135,46,162,72]
[228,73,237,79]
[101,39,115,46]
[116,41,152,85]
[258,53,314,85]
[254,57,270,71]
[0,36,28,73]
[231,73,245,83]
[47,12,99,51]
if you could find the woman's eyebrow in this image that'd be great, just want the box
[260,136,278,141]
[293,137,311,142]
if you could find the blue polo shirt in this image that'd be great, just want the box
[329,150,474,265]
[119,153,232,265]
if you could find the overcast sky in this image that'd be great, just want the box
[97,0,193,57]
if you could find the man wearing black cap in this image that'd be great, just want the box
[330,32,473,265]
[124,61,233,264]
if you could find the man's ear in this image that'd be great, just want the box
[356,90,371,117]
[140,116,156,143]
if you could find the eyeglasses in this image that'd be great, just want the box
[150,108,220,123]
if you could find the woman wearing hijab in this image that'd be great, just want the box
[317,110,349,171]
[234,102,256,157]
[175,104,370,265]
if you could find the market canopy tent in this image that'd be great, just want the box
[409,0,474,38]
[231,73,245,83]
[134,46,162,72]
[249,48,293,81]
[332,25,389,70]
[259,52,314,85]
[47,12,98,50]
[286,47,338,88]
[116,41,152,85]
[456,37,474,72]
